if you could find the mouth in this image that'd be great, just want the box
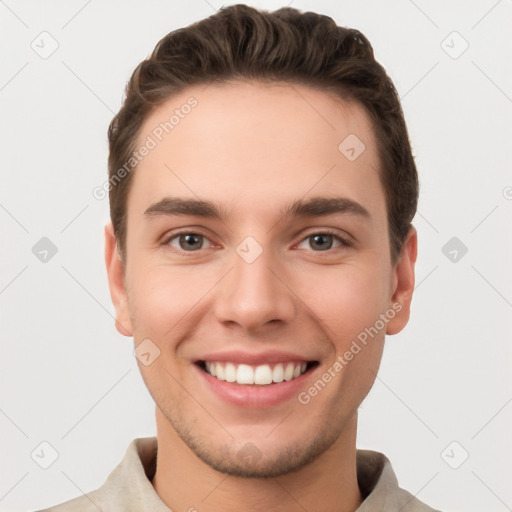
[196,360,319,386]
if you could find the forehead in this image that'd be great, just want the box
[129,80,385,220]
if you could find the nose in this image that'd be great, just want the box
[213,243,296,333]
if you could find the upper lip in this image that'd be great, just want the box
[196,350,318,366]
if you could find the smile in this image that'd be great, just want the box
[197,360,317,385]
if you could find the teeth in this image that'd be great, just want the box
[254,364,273,385]
[272,363,284,383]
[204,361,308,385]
[225,363,236,383]
[237,364,254,384]
[283,362,295,381]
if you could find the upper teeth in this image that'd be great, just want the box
[204,362,307,385]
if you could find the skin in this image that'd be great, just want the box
[105,80,417,512]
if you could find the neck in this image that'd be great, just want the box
[151,407,362,512]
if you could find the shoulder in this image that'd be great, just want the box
[32,437,159,512]
[356,449,444,512]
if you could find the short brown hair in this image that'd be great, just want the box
[108,4,418,263]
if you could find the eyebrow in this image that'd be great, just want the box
[144,195,370,221]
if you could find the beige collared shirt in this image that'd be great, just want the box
[36,437,441,511]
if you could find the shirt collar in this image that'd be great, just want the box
[96,437,437,512]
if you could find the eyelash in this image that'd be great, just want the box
[162,229,351,255]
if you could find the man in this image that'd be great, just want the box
[38,4,441,511]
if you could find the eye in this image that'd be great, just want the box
[162,230,350,255]
[165,231,212,252]
[297,231,348,252]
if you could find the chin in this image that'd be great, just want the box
[174,420,343,479]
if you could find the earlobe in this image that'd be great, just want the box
[104,222,133,337]
[386,226,417,336]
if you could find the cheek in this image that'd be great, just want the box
[126,265,206,399]
[300,261,391,344]
[126,262,207,342]
[309,266,389,404]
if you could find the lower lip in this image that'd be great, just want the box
[194,364,316,408]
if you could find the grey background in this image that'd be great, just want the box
[1,1,511,511]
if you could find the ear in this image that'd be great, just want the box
[386,226,417,335]
[104,222,133,337]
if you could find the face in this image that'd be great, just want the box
[106,80,416,478]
